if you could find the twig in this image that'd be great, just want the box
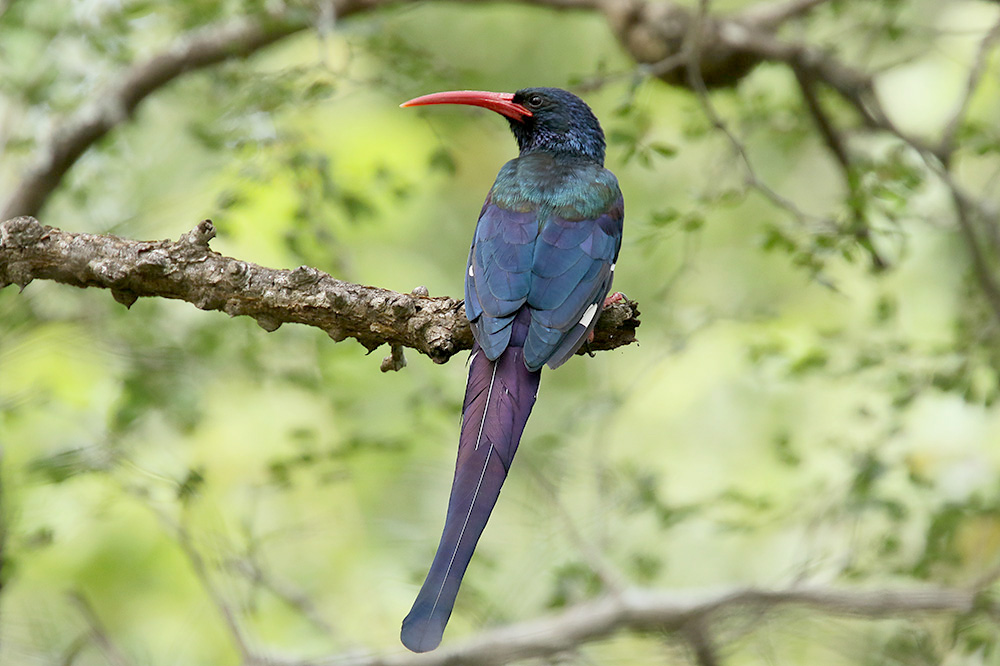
[792,65,887,270]
[741,0,833,30]
[0,0,943,226]
[1,16,303,220]
[174,521,258,663]
[645,52,689,79]
[67,591,135,666]
[226,557,336,636]
[793,69,850,172]
[683,1,837,233]
[58,634,89,666]
[528,468,627,595]
[684,619,721,666]
[939,14,1000,165]
[948,179,1000,324]
[381,344,408,372]
[896,136,1000,328]
[736,32,938,158]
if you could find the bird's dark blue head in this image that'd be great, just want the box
[507,87,606,163]
[401,87,607,165]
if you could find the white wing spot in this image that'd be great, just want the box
[579,302,599,327]
[468,264,474,277]
[610,263,616,273]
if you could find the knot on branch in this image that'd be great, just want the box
[602,0,772,88]
[287,265,324,288]
[381,344,407,372]
[179,219,216,246]
[1,216,51,289]
[0,216,49,248]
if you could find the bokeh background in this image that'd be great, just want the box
[3,0,1000,663]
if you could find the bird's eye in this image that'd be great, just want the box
[527,95,543,108]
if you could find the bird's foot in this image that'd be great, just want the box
[604,292,625,307]
[586,293,626,343]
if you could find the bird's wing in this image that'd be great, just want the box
[464,195,537,359]
[525,192,624,370]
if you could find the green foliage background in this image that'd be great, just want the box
[3,0,1000,663]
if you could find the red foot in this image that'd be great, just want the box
[603,292,625,307]
[586,294,626,343]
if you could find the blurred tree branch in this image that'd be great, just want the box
[0,216,640,366]
[0,0,390,221]
[658,0,1000,324]
[67,592,136,666]
[1,14,300,220]
[259,584,995,665]
[0,0,849,222]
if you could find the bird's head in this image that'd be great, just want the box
[401,87,606,164]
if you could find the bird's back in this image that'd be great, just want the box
[466,152,624,371]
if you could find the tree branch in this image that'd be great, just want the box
[2,18,294,219]
[939,13,1000,165]
[0,0,390,221]
[0,0,902,224]
[791,64,887,270]
[0,217,640,366]
[263,584,992,666]
[740,0,832,30]
[600,0,839,90]
[683,619,721,666]
[172,520,258,663]
[67,591,136,666]
[947,178,1000,325]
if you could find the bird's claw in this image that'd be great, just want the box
[603,292,625,307]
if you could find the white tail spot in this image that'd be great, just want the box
[579,302,599,327]
[468,264,474,277]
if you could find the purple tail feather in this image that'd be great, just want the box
[401,313,540,653]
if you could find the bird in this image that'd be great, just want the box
[398,87,624,653]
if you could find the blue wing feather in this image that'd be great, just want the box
[531,239,591,279]
[525,197,623,369]
[492,240,535,272]
[466,183,623,370]
[528,253,595,309]
[542,218,595,249]
[466,200,536,356]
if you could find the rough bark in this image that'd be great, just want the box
[0,216,640,366]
